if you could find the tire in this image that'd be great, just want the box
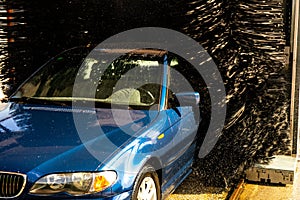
[131,165,161,200]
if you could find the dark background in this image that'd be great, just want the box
[0,0,293,186]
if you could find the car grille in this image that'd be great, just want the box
[0,172,26,198]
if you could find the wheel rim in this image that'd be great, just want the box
[137,176,157,200]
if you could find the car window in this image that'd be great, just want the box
[168,55,196,109]
[12,48,164,109]
[169,56,196,93]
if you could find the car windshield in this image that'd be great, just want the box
[11,47,164,109]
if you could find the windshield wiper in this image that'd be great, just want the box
[9,96,71,106]
[9,96,31,103]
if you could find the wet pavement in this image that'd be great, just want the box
[239,183,293,200]
[167,156,300,200]
[167,174,295,200]
[166,170,228,200]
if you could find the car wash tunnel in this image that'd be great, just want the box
[0,0,299,199]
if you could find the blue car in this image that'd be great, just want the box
[0,47,200,200]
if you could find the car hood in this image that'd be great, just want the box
[0,103,157,174]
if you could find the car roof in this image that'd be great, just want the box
[94,48,167,57]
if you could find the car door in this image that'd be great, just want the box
[157,55,200,190]
[167,55,200,166]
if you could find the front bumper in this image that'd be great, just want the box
[9,191,132,200]
[101,191,132,200]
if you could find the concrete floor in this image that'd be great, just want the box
[291,160,300,200]
[167,158,300,200]
[239,183,293,200]
[166,171,228,200]
[168,178,295,200]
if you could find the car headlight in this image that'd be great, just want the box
[29,171,117,196]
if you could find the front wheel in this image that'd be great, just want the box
[131,165,161,200]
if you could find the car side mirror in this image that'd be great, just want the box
[175,92,200,106]
[168,92,200,117]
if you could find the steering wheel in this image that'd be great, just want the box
[137,88,156,105]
